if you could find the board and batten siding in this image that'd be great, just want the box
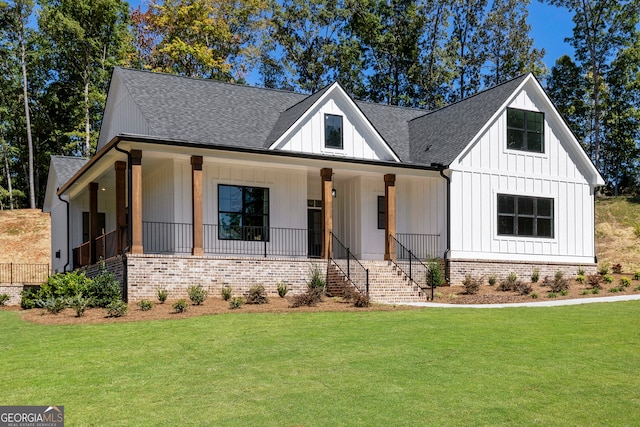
[449,88,595,264]
[275,96,395,161]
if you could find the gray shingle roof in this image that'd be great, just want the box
[408,75,528,166]
[51,155,88,185]
[112,67,528,167]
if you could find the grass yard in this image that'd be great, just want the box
[2,302,640,426]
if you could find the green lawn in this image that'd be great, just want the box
[3,302,640,426]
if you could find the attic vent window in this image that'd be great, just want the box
[325,114,343,149]
[507,108,544,153]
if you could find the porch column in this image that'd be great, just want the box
[89,182,99,264]
[191,155,204,256]
[130,149,143,254]
[115,161,127,254]
[384,174,396,261]
[321,168,333,259]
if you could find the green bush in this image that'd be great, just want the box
[39,297,68,314]
[172,299,188,313]
[187,285,208,305]
[105,300,128,317]
[229,297,244,309]
[20,287,39,309]
[576,275,585,284]
[530,292,538,299]
[497,273,519,292]
[221,285,232,301]
[86,262,122,308]
[548,292,557,299]
[246,285,268,305]
[603,274,614,283]
[276,282,289,298]
[39,271,92,300]
[559,289,569,296]
[577,266,586,276]
[598,264,610,275]
[0,293,10,306]
[619,277,631,288]
[137,299,153,311]
[609,286,622,293]
[426,259,445,288]
[634,271,640,280]
[308,266,326,290]
[531,268,540,283]
[157,288,168,304]
[487,274,497,286]
[69,295,91,317]
[591,288,600,294]
[462,274,482,295]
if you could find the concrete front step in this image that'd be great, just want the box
[327,260,430,304]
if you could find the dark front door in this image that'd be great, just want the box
[307,209,322,258]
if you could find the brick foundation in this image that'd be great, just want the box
[447,258,598,286]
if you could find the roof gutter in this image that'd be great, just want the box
[56,188,70,273]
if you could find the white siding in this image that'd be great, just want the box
[142,159,174,223]
[450,85,596,263]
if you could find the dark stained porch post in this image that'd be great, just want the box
[115,161,127,253]
[191,155,204,256]
[321,168,333,259]
[130,149,143,254]
[384,174,396,261]
[89,182,99,264]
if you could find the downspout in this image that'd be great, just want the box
[593,184,600,265]
[438,166,451,283]
[57,188,70,273]
[114,142,132,302]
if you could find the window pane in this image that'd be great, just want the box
[537,218,553,237]
[219,185,242,212]
[498,195,515,214]
[244,188,267,214]
[518,217,534,236]
[507,129,524,150]
[498,216,514,235]
[378,196,386,229]
[325,114,343,148]
[219,213,242,240]
[518,197,534,215]
[538,198,553,217]
[507,109,524,129]
[527,112,544,133]
[527,131,543,152]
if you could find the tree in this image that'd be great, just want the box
[132,0,269,81]
[481,0,546,87]
[39,0,132,157]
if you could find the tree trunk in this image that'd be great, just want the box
[1,138,14,210]
[19,12,36,209]
[84,77,91,157]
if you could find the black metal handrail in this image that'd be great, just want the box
[143,221,193,254]
[0,263,49,284]
[395,233,440,260]
[329,232,369,295]
[390,234,434,300]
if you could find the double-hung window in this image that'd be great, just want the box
[497,194,554,238]
[507,108,544,153]
[218,184,269,241]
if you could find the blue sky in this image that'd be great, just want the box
[127,0,576,76]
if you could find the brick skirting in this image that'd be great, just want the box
[447,259,598,286]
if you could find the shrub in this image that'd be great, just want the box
[559,289,569,296]
[487,275,497,286]
[576,275,585,284]
[609,286,621,293]
[598,264,610,275]
[246,285,269,305]
[187,285,208,305]
[229,297,244,309]
[591,288,600,294]
[635,285,640,291]
[515,281,533,295]
[586,274,603,289]
[603,274,614,283]
[549,272,570,293]
[531,268,540,283]
[39,297,68,314]
[426,259,445,288]
[352,292,371,308]
[137,299,153,311]
[434,292,443,299]
[448,293,458,300]
[157,287,168,304]
[548,292,557,299]
[20,287,39,309]
[530,292,538,299]
[172,299,188,313]
[619,277,631,288]
[577,266,586,276]
[276,282,289,298]
[86,262,121,308]
[69,295,91,317]
[462,274,482,295]
[106,300,128,317]
[221,285,232,301]
[308,266,326,290]
[0,293,10,306]
[612,263,623,274]
[39,271,92,300]
[581,290,591,295]
[497,272,518,292]
[634,271,640,280]
[290,287,324,308]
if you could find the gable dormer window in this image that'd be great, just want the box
[507,108,544,153]
[325,114,343,149]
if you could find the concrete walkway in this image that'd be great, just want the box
[400,294,640,308]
